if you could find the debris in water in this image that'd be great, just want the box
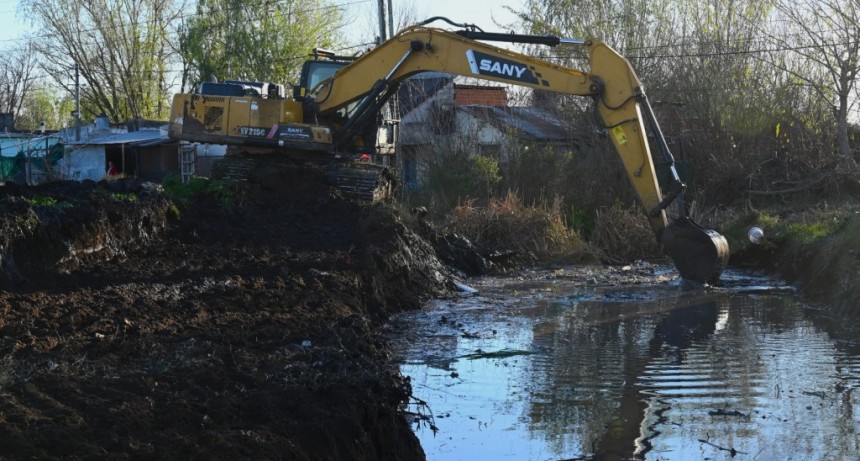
[457,349,533,360]
[454,281,479,295]
[708,408,750,419]
[748,226,764,244]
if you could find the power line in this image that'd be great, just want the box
[0,0,373,45]
[534,37,860,62]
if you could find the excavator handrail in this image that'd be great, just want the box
[416,16,484,32]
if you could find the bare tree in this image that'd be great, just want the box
[766,0,860,168]
[26,0,186,122]
[348,0,420,46]
[0,41,40,126]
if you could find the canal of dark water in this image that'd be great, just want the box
[391,266,860,460]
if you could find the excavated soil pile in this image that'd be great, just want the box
[0,166,453,460]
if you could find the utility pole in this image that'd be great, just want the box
[376,0,387,44]
[387,0,394,38]
[74,65,80,142]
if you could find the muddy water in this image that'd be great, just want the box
[392,267,860,460]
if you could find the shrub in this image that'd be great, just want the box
[446,192,588,262]
[590,203,662,263]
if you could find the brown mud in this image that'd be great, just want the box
[2,165,857,460]
[0,165,459,460]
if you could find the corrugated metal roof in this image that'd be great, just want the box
[66,130,170,146]
[458,106,586,141]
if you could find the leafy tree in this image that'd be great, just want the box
[473,154,501,201]
[26,0,184,122]
[179,0,346,90]
[669,0,775,127]
[17,85,76,131]
[514,0,679,72]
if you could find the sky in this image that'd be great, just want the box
[403,0,522,31]
[339,0,524,47]
[0,0,524,47]
[0,0,26,45]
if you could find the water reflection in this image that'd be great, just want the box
[393,268,860,460]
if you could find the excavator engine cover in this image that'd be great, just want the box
[661,217,729,284]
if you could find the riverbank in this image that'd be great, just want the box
[0,172,455,460]
[725,204,860,324]
[2,172,858,460]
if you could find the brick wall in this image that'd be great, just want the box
[454,85,507,107]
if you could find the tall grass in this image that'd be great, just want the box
[446,192,591,262]
[591,203,662,263]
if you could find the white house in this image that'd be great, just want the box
[398,78,587,189]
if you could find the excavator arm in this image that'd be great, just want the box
[310,23,728,283]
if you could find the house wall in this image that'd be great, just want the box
[56,146,106,181]
[455,111,505,148]
[138,145,180,182]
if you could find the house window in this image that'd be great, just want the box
[477,143,500,158]
[401,145,421,190]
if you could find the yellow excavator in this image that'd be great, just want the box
[168,18,729,284]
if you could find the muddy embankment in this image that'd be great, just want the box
[730,212,860,322]
[0,170,471,460]
[3,171,858,460]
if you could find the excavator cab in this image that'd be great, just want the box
[293,48,356,102]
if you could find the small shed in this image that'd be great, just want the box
[59,119,180,183]
[0,133,63,184]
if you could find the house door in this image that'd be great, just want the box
[105,145,138,177]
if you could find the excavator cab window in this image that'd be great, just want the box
[294,60,349,100]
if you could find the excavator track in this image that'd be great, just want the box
[325,163,395,202]
[209,155,396,202]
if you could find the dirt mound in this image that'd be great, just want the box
[0,170,452,460]
[0,179,171,285]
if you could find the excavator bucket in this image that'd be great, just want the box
[661,217,729,284]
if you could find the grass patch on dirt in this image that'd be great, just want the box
[161,175,252,216]
[720,205,858,253]
[720,202,860,323]
[786,213,860,323]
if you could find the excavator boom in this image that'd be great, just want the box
[310,23,728,283]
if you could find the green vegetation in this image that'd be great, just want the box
[180,0,345,89]
[26,195,58,207]
[162,174,205,199]
[784,221,841,245]
[722,207,857,250]
[162,174,240,210]
[25,195,74,209]
[567,208,597,240]
[111,192,139,203]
